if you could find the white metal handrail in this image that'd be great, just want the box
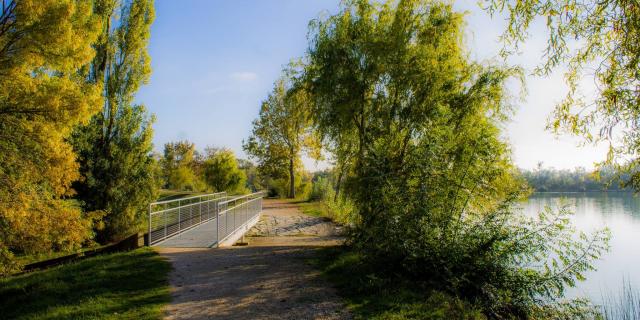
[148,191,266,246]
[215,196,264,245]
[148,192,227,245]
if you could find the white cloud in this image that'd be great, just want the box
[229,71,258,81]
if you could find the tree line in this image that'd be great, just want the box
[520,164,632,192]
[157,140,251,195]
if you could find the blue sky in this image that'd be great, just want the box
[137,0,607,170]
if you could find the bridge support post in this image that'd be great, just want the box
[215,201,220,247]
[148,203,152,246]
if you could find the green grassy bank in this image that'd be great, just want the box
[0,247,171,320]
[310,246,485,320]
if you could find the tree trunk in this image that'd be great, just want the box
[288,156,295,199]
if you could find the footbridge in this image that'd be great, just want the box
[148,191,265,248]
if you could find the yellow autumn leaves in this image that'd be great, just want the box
[0,0,103,274]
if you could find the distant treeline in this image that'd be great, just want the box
[520,165,630,192]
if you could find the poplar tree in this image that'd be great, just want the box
[71,0,157,242]
[0,0,102,273]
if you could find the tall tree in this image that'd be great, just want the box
[202,148,247,193]
[483,0,640,190]
[0,0,102,273]
[71,0,156,242]
[160,141,204,191]
[244,70,320,198]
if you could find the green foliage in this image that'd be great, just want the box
[160,140,205,192]
[267,167,313,199]
[244,66,321,198]
[0,247,171,319]
[308,176,358,225]
[237,159,262,192]
[71,0,157,242]
[202,148,247,194]
[306,0,609,317]
[0,0,103,274]
[482,0,640,191]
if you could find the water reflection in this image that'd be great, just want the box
[522,192,640,305]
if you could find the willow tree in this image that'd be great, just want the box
[244,71,320,198]
[71,0,156,242]
[306,0,608,316]
[483,0,640,190]
[0,0,102,273]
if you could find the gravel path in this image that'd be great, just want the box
[157,199,351,320]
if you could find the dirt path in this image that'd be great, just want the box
[157,199,351,320]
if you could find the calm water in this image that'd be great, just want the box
[523,193,640,305]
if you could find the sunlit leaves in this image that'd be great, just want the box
[160,141,204,192]
[0,0,102,274]
[203,148,247,193]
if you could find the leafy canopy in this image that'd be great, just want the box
[202,148,247,194]
[0,0,102,274]
[161,141,205,192]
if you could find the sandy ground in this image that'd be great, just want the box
[157,199,351,320]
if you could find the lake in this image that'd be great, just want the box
[523,192,640,305]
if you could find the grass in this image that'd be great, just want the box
[297,201,329,218]
[310,246,485,320]
[0,247,171,320]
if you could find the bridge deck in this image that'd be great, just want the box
[155,217,218,248]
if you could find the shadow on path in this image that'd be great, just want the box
[158,199,351,320]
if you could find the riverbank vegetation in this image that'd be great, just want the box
[0,0,159,275]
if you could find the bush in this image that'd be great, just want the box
[309,176,332,201]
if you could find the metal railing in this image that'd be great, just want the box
[148,191,266,246]
[216,191,265,244]
[148,192,227,245]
